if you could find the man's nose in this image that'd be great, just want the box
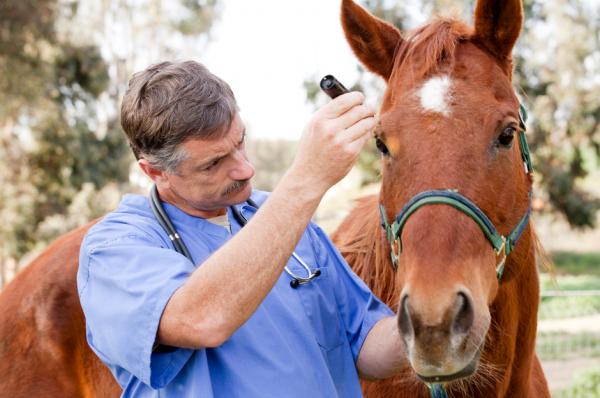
[230,150,255,181]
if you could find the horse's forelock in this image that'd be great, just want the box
[390,18,473,86]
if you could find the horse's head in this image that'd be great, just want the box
[342,0,533,383]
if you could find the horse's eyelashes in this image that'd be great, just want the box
[375,137,390,156]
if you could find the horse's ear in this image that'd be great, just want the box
[341,0,403,81]
[473,0,523,61]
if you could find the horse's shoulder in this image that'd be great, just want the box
[0,220,100,323]
[0,219,120,398]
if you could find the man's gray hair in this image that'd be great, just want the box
[120,60,237,173]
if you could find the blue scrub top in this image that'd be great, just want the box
[77,191,393,398]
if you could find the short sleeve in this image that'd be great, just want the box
[310,224,394,361]
[77,231,196,389]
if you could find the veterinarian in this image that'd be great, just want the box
[77,60,406,397]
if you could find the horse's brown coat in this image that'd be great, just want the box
[0,223,120,397]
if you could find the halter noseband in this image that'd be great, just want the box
[379,103,533,281]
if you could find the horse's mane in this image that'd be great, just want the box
[332,195,401,309]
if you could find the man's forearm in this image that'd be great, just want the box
[357,316,409,380]
[158,169,325,348]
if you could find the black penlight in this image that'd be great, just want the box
[320,75,349,99]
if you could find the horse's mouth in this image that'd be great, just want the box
[415,349,481,384]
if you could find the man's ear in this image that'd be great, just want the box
[473,0,523,62]
[138,159,169,185]
[341,0,404,81]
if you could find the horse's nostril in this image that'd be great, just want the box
[452,292,474,335]
[398,294,413,338]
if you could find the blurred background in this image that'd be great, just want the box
[1,0,599,396]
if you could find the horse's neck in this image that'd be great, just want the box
[332,195,401,308]
[484,226,543,396]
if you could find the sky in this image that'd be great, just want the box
[201,0,365,140]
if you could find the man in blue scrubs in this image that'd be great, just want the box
[78,61,407,397]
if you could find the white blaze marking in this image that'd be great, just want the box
[418,76,452,116]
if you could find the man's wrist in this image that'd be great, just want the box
[279,166,328,205]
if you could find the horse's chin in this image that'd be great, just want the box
[415,348,481,384]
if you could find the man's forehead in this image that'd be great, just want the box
[184,118,245,160]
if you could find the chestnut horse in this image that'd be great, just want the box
[0,1,549,397]
[332,0,549,397]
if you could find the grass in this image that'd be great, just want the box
[538,253,600,319]
[554,366,600,398]
[540,274,600,291]
[539,273,600,319]
[548,251,600,276]
[539,294,600,319]
[536,332,600,361]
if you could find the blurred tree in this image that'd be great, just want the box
[0,0,221,286]
[515,0,600,228]
[306,0,600,229]
[246,139,297,191]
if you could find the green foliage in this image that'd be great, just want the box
[539,295,600,319]
[536,332,600,361]
[0,0,221,284]
[517,0,600,228]
[556,366,600,398]
[539,272,600,319]
[550,251,600,276]
[177,0,220,34]
[541,273,600,290]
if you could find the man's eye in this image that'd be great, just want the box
[498,126,516,148]
[203,159,221,171]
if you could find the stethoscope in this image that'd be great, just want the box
[149,185,321,288]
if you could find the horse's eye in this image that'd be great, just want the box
[498,127,516,147]
[375,137,390,156]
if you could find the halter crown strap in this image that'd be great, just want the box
[519,103,533,174]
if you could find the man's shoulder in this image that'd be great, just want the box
[82,194,165,255]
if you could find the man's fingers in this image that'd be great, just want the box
[346,131,372,154]
[335,104,376,130]
[343,116,377,142]
[320,92,365,118]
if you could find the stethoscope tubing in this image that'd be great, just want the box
[150,185,320,288]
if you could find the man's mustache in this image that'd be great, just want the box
[222,179,250,196]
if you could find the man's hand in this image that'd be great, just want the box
[291,92,376,195]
